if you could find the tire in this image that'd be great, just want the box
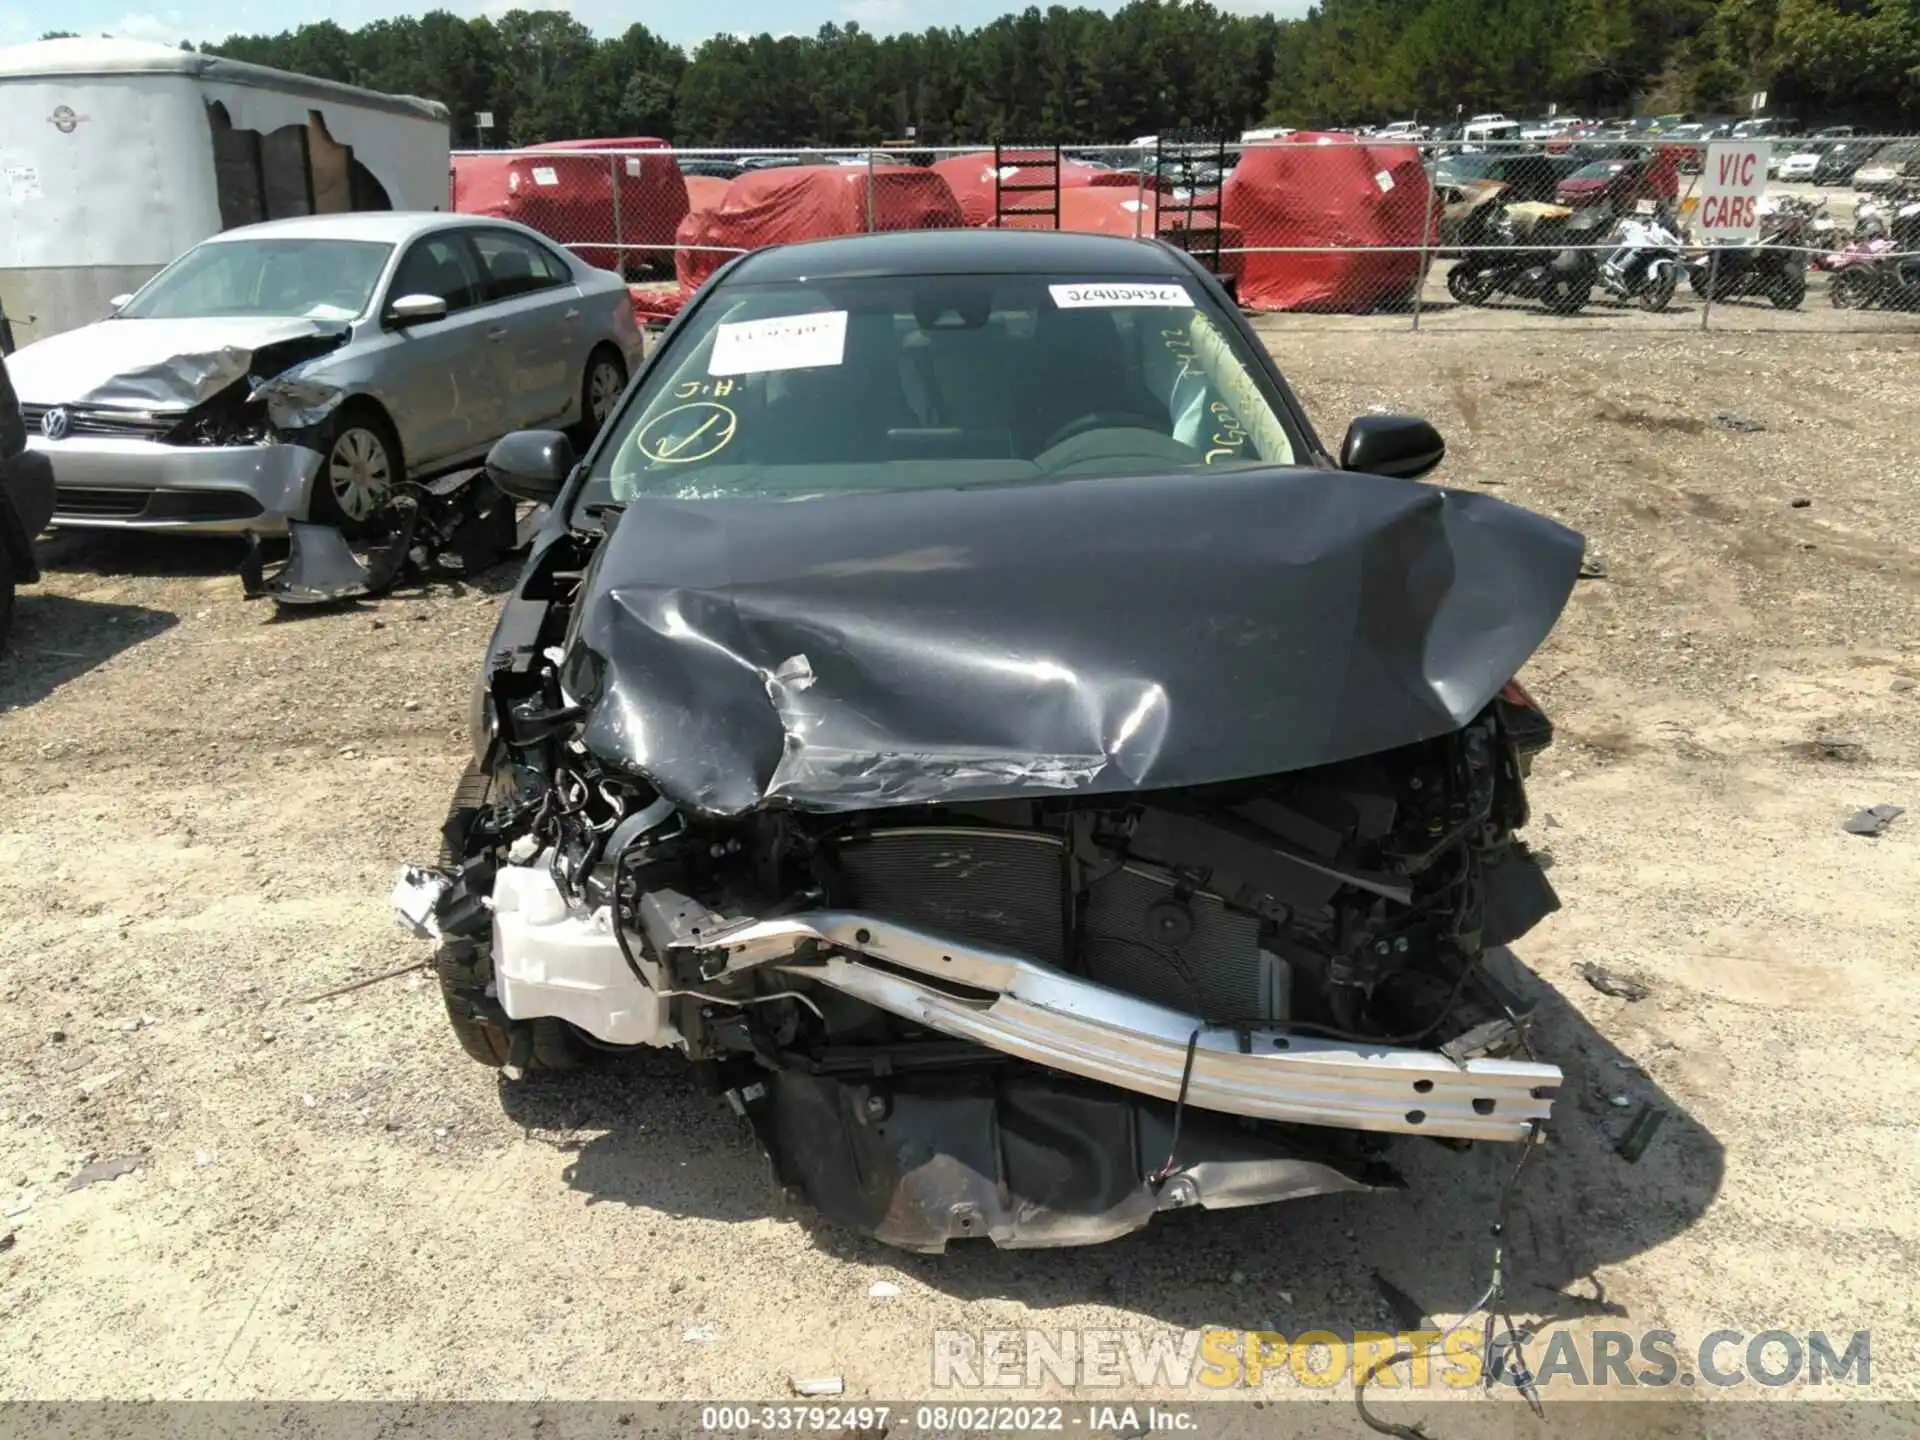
[1830,270,1873,309]
[0,538,14,654]
[308,403,404,538]
[1768,269,1807,310]
[573,346,628,449]
[436,943,588,1073]
[1446,263,1496,306]
[1638,265,1678,312]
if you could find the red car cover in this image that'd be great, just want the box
[1224,134,1436,312]
[980,187,1246,289]
[930,151,1163,227]
[451,138,689,275]
[674,165,964,293]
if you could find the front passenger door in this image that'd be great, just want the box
[379,232,498,467]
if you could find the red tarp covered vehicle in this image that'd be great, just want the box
[674,165,965,293]
[451,138,689,276]
[930,151,1164,227]
[1223,134,1436,312]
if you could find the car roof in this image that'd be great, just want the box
[201,212,512,246]
[727,228,1200,282]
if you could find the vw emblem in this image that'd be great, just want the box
[49,105,80,134]
[41,406,72,441]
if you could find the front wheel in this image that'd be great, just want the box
[1638,264,1679,312]
[1830,270,1874,309]
[1768,269,1808,309]
[1446,263,1497,305]
[308,405,403,537]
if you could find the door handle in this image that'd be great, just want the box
[486,327,508,341]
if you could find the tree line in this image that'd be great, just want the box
[46,0,1920,147]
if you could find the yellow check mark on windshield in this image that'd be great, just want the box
[659,411,722,458]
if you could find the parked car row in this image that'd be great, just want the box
[3,213,644,541]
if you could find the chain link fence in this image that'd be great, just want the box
[450,134,1920,332]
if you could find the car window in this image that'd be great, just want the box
[119,238,391,321]
[581,272,1301,513]
[389,234,484,313]
[472,230,571,301]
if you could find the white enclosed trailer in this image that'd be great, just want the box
[0,38,451,347]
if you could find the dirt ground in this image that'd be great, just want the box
[1,323,1915,1412]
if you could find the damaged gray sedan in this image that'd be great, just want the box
[9,212,643,535]
[400,229,1581,1252]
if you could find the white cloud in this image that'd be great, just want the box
[107,10,189,41]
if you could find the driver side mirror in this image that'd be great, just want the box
[108,293,133,314]
[386,293,449,327]
[486,429,576,504]
[1339,413,1446,479]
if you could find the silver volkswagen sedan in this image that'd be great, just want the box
[8,212,645,535]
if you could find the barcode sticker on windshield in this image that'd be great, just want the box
[709,310,849,376]
[1050,283,1192,309]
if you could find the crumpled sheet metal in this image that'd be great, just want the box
[250,370,348,430]
[73,319,349,412]
[569,467,1585,817]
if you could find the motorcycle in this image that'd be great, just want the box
[1687,195,1816,309]
[1826,198,1920,310]
[1446,201,1614,314]
[1596,212,1683,311]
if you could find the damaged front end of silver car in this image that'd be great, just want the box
[400,466,1579,1251]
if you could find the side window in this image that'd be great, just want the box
[389,234,483,313]
[472,231,569,302]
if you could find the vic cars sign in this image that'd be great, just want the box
[1698,142,1771,242]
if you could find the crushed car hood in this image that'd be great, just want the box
[567,467,1585,816]
[7,316,351,410]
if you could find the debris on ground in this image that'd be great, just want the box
[1712,411,1766,433]
[790,1377,844,1398]
[0,1230,14,1253]
[867,1281,900,1299]
[1578,555,1608,580]
[1802,736,1865,762]
[66,1156,143,1192]
[1842,804,1904,837]
[1790,497,1811,508]
[682,1324,719,1343]
[1617,1103,1670,1163]
[1892,676,1915,694]
[1608,1093,1634,1108]
[1580,963,1651,1001]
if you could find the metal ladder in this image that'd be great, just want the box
[992,143,1062,229]
[1153,135,1232,293]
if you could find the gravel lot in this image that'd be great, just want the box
[1,323,1915,1409]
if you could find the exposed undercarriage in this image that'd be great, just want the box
[410,539,1567,1251]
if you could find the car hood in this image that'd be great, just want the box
[8,316,352,411]
[564,466,1585,817]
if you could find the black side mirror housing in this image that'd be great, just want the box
[486,429,576,504]
[1339,413,1446,479]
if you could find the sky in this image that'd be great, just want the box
[0,0,1312,52]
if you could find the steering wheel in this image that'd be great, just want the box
[1037,410,1168,454]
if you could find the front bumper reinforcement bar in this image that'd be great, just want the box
[660,908,1561,1143]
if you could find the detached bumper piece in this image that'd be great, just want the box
[754,1071,1396,1253]
[242,470,520,608]
[657,907,1563,1145]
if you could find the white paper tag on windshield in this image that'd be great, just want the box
[531,166,558,186]
[710,310,849,376]
[1050,283,1192,309]
[1374,169,1396,193]
[625,156,643,176]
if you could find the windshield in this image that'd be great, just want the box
[1436,155,1496,182]
[120,238,393,321]
[580,272,1301,514]
[1570,161,1628,180]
